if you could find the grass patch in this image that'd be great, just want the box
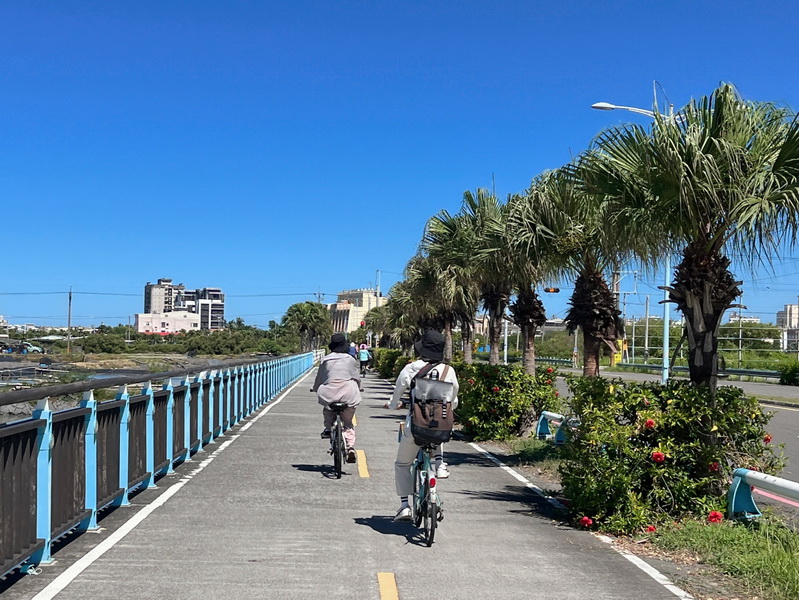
[654,517,799,600]
[503,437,563,480]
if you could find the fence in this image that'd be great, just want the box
[617,362,781,381]
[535,411,579,445]
[0,352,313,579]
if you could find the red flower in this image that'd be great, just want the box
[707,511,723,524]
[764,434,772,444]
[492,386,500,392]
[546,367,553,374]
[554,392,559,397]
[644,419,656,430]
[643,399,650,406]
[467,378,476,385]
[651,451,666,464]
[579,516,593,528]
[546,379,552,385]
[709,461,720,472]
[646,525,657,533]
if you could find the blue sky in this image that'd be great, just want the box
[2,1,799,328]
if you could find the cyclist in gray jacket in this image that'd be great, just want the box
[311,333,362,463]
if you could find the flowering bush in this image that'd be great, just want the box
[453,363,560,440]
[579,516,593,528]
[559,377,782,534]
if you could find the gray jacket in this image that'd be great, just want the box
[311,352,362,408]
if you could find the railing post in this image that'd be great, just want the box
[114,384,131,507]
[232,367,240,423]
[216,369,224,434]
[142,381,156,489]
[163,380,176,474]
[194,371,205,452]
[30,397,53,565]
[78,391,99,531]
[182,375,192,462]
[205,370,216,443]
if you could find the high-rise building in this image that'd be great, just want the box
[144,278,186,314]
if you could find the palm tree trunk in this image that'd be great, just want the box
[521,325,537,375]
[443,319,453,362]
[488,310,502,365]
[461,319,474,364]
[583,330,601,377]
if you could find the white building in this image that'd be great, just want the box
[328,288,386,333]
[135,311,201,335]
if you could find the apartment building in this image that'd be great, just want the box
[137,278,225,334]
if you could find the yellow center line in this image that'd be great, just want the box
[377,572,399,600]
[357,450,370,478]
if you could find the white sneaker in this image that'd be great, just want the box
[394,505,412,522]
[436,465,450,479]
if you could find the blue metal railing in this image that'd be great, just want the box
[0,352,314,578]
[727,468,799,520]
[617,362,781,380]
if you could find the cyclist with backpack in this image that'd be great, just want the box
[312,333,362,463]
[386,329,459,521]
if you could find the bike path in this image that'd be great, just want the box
[7,368,690,599]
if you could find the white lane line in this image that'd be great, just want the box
[595,535,695,599]
[31,371,314,600]
[470,442,694,600]
[468,442,566,510]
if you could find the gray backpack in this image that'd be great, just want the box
[410,363,455,445]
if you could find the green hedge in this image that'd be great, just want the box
[559,378,782,534]
[453,363,560,441]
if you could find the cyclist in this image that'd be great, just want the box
[386,329,459,521]
[311,333,362,463]
[357,344,370,375]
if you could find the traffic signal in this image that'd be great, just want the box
[543,287,560,293]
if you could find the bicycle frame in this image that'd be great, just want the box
[411,443,440,545]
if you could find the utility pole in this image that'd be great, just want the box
[67,287,73,354]
[644,295,650,361]
[631,318,636,362]
[738,292,744,369]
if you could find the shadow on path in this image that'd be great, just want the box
[291,463,352,479]
[353,515,429,546]
[454,485,565,521]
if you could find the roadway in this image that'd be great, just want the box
[5,368,694,600]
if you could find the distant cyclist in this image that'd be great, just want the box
[311,333,361,463]
[357,344,370,375]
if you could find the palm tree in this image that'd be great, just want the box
[364,305,391,347]
[584,83,799,393]
[422,211,481,363]
[282,301,332,352]
[531,168,626,377]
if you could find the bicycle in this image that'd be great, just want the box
[411,440,443,546]
[327,401,349,479]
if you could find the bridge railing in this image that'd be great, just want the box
[0,352,314,579]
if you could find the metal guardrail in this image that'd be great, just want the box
[617,362,781,380]
[535,410,579,445]
[0,352,314,579]
[727,468,799,519]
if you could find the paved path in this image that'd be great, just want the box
[5,368,690,599]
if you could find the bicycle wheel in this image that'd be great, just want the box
[423,482,437,546]
[333,420,343,479]
[412,461,425,527]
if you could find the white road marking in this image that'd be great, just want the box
[470,442,694,600]
[31,370,314,600]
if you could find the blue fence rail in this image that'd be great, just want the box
[0,352,313,579]
[727,467,799,520]
[617,362,781,381]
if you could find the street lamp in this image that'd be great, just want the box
[592,100,673,384]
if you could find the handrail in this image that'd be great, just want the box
[617,362,781,380]
[0,355,275,407]
[535,410,579,445]
[727,468,799,519]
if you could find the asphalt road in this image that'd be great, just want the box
[4,369,694,600]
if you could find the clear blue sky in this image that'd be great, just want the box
[3,1,799,328]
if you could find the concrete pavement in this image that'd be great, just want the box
[4,368,691,599]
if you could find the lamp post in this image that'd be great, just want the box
[592,100,673,384]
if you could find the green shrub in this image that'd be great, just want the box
[454,363,560,441]
[778,361,799,385]
[372,348,405,379]
[559,378,782,534]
